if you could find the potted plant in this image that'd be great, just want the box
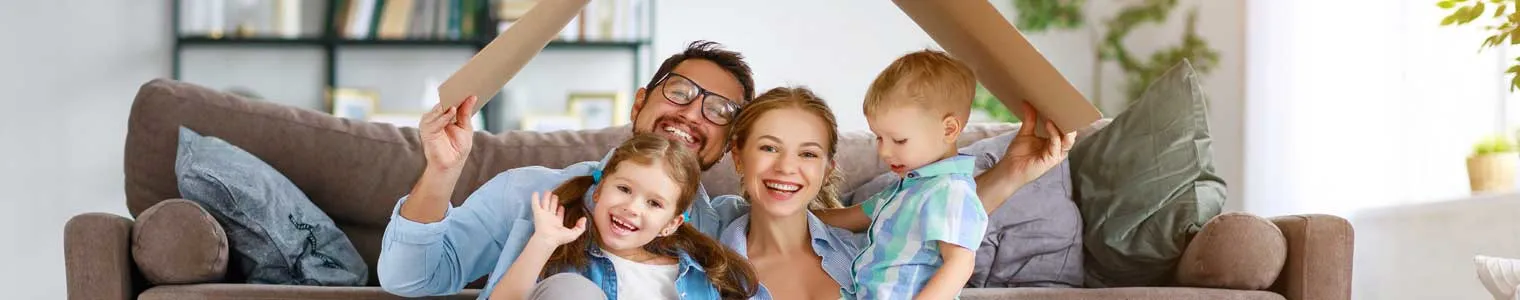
[1468,135,1519,193]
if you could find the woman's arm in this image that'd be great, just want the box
[915,243,975,300]
[973,103,1074,213]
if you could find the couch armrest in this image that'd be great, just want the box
[1267,214,1354,300]
[65,213,138,300]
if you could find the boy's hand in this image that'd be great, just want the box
[528,192,586,248]
[1003,102,1076,188]
[419,96,478,172]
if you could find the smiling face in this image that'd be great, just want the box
[733,107,834,218]
[867,105,956,176]
[590,160,687,253]
[631,59,745,170]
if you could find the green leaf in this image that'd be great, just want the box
[1467,2,1488,23]
[1441,0,1458,8]
[1444,14,1460,25]
[1498,4,1508,17]
[1506,65,1520,73]
[1510,28,1520,44]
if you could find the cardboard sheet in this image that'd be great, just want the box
[436,0,589,113]
[893,0,1103,133]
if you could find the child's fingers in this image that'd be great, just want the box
[531,192,541,210]
[572,217,587,232]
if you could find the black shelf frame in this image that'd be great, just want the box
[170,0,654,132]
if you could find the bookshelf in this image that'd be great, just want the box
[170,0,655,132]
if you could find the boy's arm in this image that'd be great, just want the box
[488,237,558,300]
[814,205,871,232]
[915,243,975,300]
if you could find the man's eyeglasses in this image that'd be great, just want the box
[653,73,742,125]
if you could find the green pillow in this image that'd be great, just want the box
[1069,60,1227,287]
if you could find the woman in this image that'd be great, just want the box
[714,86,1076,299]
[713,87,858,300]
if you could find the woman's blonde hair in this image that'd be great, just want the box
[727,87,845,209]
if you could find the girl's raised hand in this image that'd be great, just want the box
[529,191,586,247]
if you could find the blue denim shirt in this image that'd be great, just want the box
[378,151,733,299]
[566,246,719,300]
[713,195,864,300]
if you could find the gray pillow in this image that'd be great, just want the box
[844,132,1085,288]
[1069,60,1227,287]
[175,127,369,286]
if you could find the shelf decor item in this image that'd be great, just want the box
[329,88,378,121]
[567,92,624,129]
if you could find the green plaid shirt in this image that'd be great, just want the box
[849,155,987,299]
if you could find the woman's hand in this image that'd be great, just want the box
[419,96,478,172]
[973,102,1078,213]
[529,192,586,248]
[1003,102,1077,188]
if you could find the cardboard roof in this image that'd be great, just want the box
[439,0,1102,133]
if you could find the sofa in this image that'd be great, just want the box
[64,79,1354,299]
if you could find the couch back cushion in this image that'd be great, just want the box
[125,79,1016,284]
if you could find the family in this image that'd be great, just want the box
[378,41,1077,300]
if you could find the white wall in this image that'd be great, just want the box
[654,0,1247,211]
[1246,0,1511,217]
[0,1,169,298]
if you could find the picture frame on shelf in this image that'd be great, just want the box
[330,88,378,121]
[521,115,584,132]
[567,92,625,129]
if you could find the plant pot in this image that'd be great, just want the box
[1468,153,1519,193]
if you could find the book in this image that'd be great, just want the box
[346,0,375,39]
[437,0,590,113]
[378,0,413,39]
[893,0,1102,134]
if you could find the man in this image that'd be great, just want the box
[379,41,755,297]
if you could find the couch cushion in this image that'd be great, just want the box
[1069,60,1227,287]
[139,284,479,300]
[176,127,368,285]
[961,287,1284,300]
[1176,212,1286,290]
[132,199,228,285]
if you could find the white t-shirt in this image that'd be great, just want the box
[603,250,681,300]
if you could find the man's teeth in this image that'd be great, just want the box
[765,182,801,192]
[664,126,695,144]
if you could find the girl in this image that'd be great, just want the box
[489,134,759,300]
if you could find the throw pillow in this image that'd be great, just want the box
[175,127,369,286]
[844,131,1086,288]
[131,199,229,284]
[1174,212,1285,290]
[1069,59,1227,287]
[1475,255,1520,300]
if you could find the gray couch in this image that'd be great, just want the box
[64,79,1354,299]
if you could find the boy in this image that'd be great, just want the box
[818,49,987,299]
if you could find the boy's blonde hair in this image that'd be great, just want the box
[862,49,977,124]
